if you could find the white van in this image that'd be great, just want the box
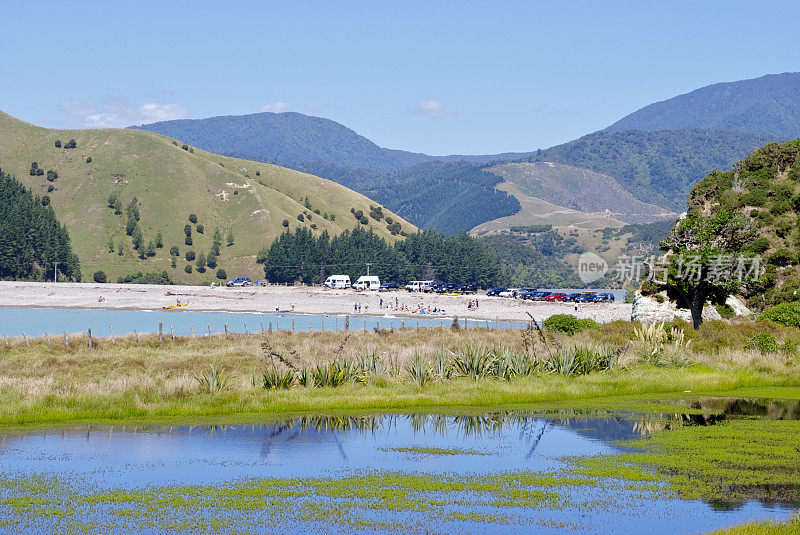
[353,275,380,290]
[324,275,351,289]
[405,280,434,292]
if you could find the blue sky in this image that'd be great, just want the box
[2,1,799,155]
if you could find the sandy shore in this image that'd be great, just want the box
[0,281,631,323]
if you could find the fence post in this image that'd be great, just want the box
[2,332,7,346]
[87,329,93,349]
[134,329,140,343]
[208,324,212,337]
[191,324,195,338]
[345,316,349,331]
[260,321,264,334]
[224,324,229,335]
[45,332,50,346]
[170,325,175,340]
[244,322,248,335]
[291,318,295,332]
[63,331,69,347]
[158,323,163,342]
[268,322,272,333]
[400,320,404,329]
[110,326,115,344]
[22,332,29,347]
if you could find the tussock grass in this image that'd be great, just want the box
[0,324,799,428]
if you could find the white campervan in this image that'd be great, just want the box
[353,275,380,290]
[323,275,351,289]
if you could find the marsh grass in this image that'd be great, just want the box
[0,324,799,427]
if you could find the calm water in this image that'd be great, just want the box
[0,307,522,338]
[0,412,793,534]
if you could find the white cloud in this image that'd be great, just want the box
[258,102,288,113]
[59,98,190,128]
[418,99,455,118]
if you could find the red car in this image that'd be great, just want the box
[545,292,568,302]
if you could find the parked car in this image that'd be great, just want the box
[573,293,597,303]
[563,293,583,302]
[498,288,517,298]
[379,282,399,292]
[596,292,615,302]
[459,283,478,294]
[545,292,568,302]
[226,276,251,287]
[486,287,507,296]
[405,280,434,292]
[532,291,551,301]
[519,291,540,300]
[422,281,444,293]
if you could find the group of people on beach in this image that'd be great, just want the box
[467,299,479,310]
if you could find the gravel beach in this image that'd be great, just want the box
[0,281,631,324]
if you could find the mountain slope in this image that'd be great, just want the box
[0,110,414,283]
[520,129,773,210]
[365,161,521,234]
[485,162,674,224]
[606,72,800,139]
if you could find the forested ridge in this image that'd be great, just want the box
[0,169,80,280]
[257,226,506,288]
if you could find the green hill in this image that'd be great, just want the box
[484,162,674,224]
[520,129,773,210]
[0,111,414,283]
[653,139,800,309]
[606,72,800,139]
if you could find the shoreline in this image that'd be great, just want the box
[0,281,632,323]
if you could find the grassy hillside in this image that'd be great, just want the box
[520,129,773,210]
[485,162,674,224]
[0,111,414,283]
[606,72,800,139]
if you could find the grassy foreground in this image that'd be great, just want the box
[1,320,799,428]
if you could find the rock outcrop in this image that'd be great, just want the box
[631,292,751,323]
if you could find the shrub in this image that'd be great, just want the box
[117,271,174,284]
[41,195,50,206]
[185,251,196,261]
[46,170,58,182]
[185,236,193,246]
[54,140,61,148]
[543,314,599,335]
[47,185,54,193]
[185,264,193,273]
[768,248,796,266]
[745,333,780,353]
[169,245,179,257]
[282,219,289,227]
[188,214,197,224]
[359,216,368,225]
[196,224,204,234]
[715,304,735,319]
[216,269,227,280]
[743,236,771,254]
[86,156,92,163]
[297,214,304,222]
[93,270,107,283]
[760,302,800,327]
[182,144,189,151]
[65,139,76,149]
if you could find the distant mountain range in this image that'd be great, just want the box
[606,72,800,139]
[130,112,529,176]
[131,72,800,234]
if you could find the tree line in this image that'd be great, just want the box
[0,169,81,280]
[257,226,506,288]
